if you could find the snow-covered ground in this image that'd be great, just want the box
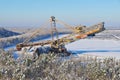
[66,39,120,59]
[4,32,120,59]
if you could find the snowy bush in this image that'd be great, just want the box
[0,50,120,80]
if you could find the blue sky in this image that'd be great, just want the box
[0,0,120,28]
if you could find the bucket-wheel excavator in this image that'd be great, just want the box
[16,16,105,57]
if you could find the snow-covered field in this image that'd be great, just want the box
[4,30,120,59]
[66,39,120,59]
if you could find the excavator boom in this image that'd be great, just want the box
[16,20,105,51]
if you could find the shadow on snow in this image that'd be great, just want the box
[69,50,120,54]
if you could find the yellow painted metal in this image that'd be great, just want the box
[16,20,105,51]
